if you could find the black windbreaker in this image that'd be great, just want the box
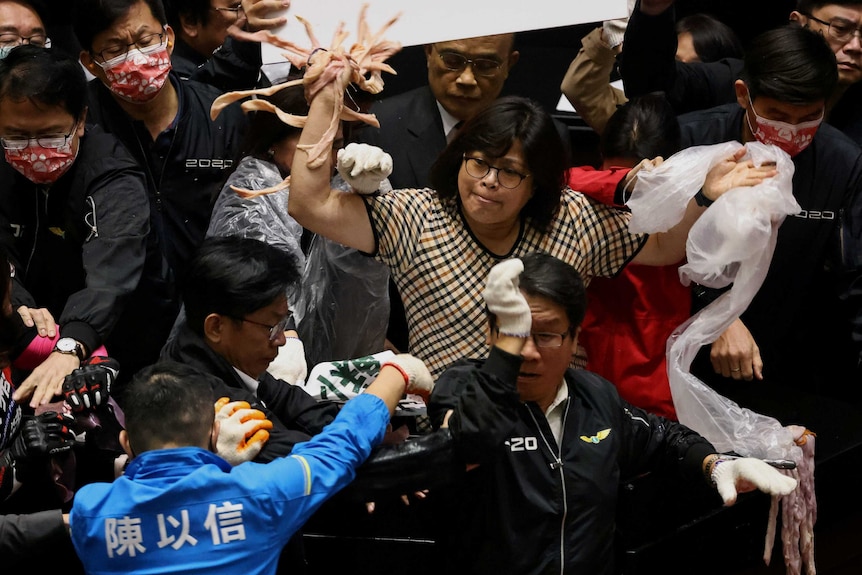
[0,126,176,373]
[85,73,247,277]
[427,347,714,575]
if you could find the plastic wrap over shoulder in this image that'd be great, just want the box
[293,174,391,367]
[207,160,390,367]
[207,156,306,307]
[628,142,802,460]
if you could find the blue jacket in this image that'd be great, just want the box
[70,394,388,575]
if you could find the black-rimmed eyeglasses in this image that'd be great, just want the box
[0,32,51,48]
[463,155,530,189]
[804,12,862,44]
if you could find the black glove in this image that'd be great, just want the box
[62,356,119,412]
[0,412,76,482]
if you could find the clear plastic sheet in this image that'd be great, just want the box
[207,157,390,369]
[628,142,802,460]
[294,176,391,367]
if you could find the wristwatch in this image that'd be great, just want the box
[53,337,85,362]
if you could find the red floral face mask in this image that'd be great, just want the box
[4,143,78,185]
[96,42,172,103]
[746,96,822,157]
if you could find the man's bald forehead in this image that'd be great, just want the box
[432,32,516,54]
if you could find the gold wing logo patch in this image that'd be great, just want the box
[580,428,611,444]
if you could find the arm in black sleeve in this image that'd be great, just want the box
[620,0,741,114]
[58,141,152,354]
[427,346,523,465]
[188,37,263,92]
[0,510,68,558]
[620,0,679,100]
[617,399,715,485]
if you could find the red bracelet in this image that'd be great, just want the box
[381,362,410,387]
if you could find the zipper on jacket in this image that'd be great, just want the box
[527,399,571,575]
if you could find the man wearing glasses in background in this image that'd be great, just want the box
[0,0,49,58]
[163,0,290,90]
[621,0,862,145]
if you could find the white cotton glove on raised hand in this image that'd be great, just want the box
[602,0,637,48]
[711,457,798,506]
[214,398,274,466]
[336,143,393,194]
[381,353,434,402]
[483,258,532,338]
[268,337,307,385]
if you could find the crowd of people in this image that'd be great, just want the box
[0,0,860,573]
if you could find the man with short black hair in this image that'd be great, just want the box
[70,357,433,575]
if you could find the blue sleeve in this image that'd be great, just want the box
[256,394,389,531]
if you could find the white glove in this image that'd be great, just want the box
[711,457,798,506]
[336,143,393,194]
[381,353,434,401]
[602,0,637,48]
[483,258,532,338]
[268,337,307,385]
[214,398,273,466]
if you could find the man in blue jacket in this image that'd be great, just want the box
[70,356,433,575]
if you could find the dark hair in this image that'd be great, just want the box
[0,44,87,120]
[164,0,212,30]
[487,252,587,334]
[675,14,744,62]
[123,361,215,453]
[519,252,587,331]
[74,0,168,52]
[430,96,565,232]
[237,83,309,164]
[601,93,681,162]
[182,235,301,336]
[741,25,838,104]
[797,0,862,12]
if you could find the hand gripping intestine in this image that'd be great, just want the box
[210,4,401,198]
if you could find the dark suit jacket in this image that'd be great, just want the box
[357,85,447,190]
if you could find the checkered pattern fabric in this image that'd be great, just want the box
[366,188,646,376]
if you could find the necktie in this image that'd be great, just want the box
[447,121,464,144]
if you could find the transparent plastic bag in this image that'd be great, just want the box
[293,175,391,368]
[629,141,802,459]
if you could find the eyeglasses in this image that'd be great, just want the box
[0,32,51,48]
[211,2,244,16]
[0,123,78,151]
[463,155,530,189]
[91,31,166,64]
[436,49,503,77]
[239,314,293,341]
[494,327,571,348]
[804,12,862,44]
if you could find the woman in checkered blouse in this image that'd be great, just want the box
[287,71,776,378]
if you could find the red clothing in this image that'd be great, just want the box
[566,166,689,419]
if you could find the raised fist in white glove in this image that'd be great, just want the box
[268,337,307,385]
[336,143,393,194]
[214,398,273,465]
[711,456,798,506]
[483,258,532,338]
[381,353,434,401]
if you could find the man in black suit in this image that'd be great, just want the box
[360,33,519,191]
